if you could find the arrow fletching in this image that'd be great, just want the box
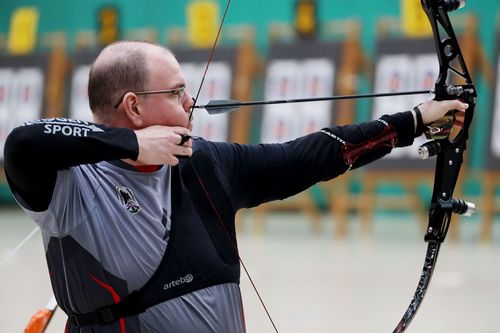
[201,100,243,114]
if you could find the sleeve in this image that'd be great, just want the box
[3,118,139,211]
[201,110,415,210]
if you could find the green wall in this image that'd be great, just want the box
[0,0,498,170]
[0,0,496,54]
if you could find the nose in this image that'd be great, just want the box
[183,91,194,112]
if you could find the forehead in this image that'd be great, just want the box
[147,47,184,86]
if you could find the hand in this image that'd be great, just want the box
[416,99,468,125]
[133,125,193,166]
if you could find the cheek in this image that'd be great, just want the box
[159,106,189,127]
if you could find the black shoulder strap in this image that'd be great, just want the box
[67,151,238,327]
[183,151,238,265]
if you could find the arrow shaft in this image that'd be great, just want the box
[195,89,431,110]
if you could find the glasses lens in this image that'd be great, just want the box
[177,87,185,102]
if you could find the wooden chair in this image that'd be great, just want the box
[480,172,500,242]
[479,29,500,242]
[323,20,371,237]
[448,14,495,241]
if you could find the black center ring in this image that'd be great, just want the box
[179,134,192,145]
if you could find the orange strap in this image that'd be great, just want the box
[24,309,53,333]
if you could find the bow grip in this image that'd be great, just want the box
[424,84,476,140]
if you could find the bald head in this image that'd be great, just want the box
[88,41,173,122]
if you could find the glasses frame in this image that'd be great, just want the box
[113,86,186,109]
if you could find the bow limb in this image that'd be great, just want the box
[393,1,477,332]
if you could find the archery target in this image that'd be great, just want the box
[69,65,93,122]
[261,58,334,143]
[182,61,231,142]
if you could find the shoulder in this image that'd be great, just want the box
[192,137,238,157]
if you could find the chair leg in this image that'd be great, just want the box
[480,173,494,242]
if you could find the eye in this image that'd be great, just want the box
[175,88,186,101]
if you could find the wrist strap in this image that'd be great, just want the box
[413,105,425,137]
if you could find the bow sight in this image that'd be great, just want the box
[441,0,466,11]
[422,0,465,11]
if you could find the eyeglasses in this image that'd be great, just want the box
[113,86,186,108]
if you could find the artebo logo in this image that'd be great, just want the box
[163,274,194,290]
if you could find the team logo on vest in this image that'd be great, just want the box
[163,274,194,290]
[116,186,141,214]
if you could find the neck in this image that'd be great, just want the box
[121,159,162,172]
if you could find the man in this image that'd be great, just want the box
[4,41,467,332]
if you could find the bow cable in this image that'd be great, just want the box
[187,0,279,331]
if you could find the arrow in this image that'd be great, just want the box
[194,89,432,114]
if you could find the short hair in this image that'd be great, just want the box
[88,41,149,114]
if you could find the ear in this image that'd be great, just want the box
[122,92,144,128]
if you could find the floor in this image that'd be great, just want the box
[0,205,499,333]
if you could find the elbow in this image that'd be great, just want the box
[4,126,33,169]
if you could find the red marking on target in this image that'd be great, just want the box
[275,120,286,141]
[423,71,434,89]
[389,72,401,92]
[22,85,31,102]
[309,76,321,96]
[207,79,218,98]
[279,78,290,97]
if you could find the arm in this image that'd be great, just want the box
[4,119,139,211]
[206,99,468,209]
[4,118,192,212]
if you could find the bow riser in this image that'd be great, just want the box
[394,1,477,332]
[422,0,473,86]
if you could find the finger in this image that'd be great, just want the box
[169,156,180,166]
[176,146,192,156]
[174,147,192,161]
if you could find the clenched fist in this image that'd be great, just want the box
[416,99,468,125]
[133,125,193,166]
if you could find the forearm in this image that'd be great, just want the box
[214,111,415,208]
[319,111,415,170]
[4,118,138,211]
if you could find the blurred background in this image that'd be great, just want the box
[0,0,499,332]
